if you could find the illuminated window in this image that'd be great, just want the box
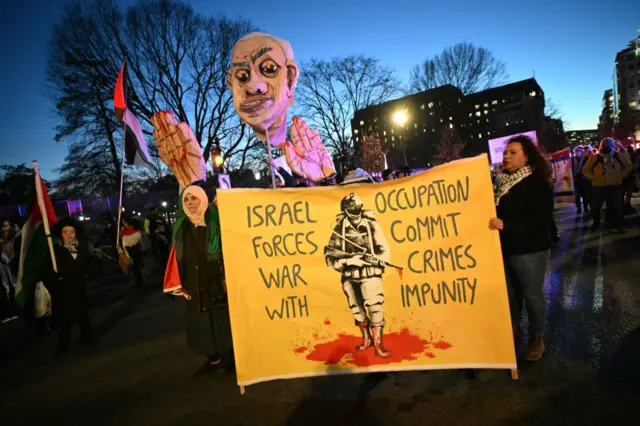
[430,111,434,116]
[478,133,482,138]
[475,111,481,117]
[420,104,425,110]
[609,96,614,101]
[609,113,614,118]
[449,116,453,121]
[414,123,418,128]
[373,117,378,122]
[423,129,426,132]
[359,120,364,126]
[469,112,473,117]
[432,128,435,132]
[506,122,510,126]
[449,123,453,129]
[483,103,488,108]
[354,129,359,134]
[355,137,359,142]
[475,104,480,109]
[529,91,536,97]
[391,136,395,141]
[440,118,443,123]
[383,130,387,136]
[492,100,498,105]
[391,129,394,134]
[428,102,434,108]
[484,110,488,115]
[630,101,638,107]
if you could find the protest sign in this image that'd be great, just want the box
[550,148,575,203]
[488,131,538,165]
[218,154,516,387]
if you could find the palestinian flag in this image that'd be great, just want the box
[14,172,58,307]
[114,62,153,169]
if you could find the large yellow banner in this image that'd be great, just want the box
[218,154,516,387]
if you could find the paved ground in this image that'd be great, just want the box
[2,202,639,426]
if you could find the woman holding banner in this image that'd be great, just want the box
[489,135,553,362]
[170,185,234,376]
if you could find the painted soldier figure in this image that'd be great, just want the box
[324,193,392,358]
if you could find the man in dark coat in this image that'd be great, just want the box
[45,217,92,352]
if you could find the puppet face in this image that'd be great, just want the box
[228,34,298,142]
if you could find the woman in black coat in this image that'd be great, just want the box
[45,217,92,352]
[489,135,553,362]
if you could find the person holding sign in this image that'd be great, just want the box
[489,135,553,362]
[324,193,394,358]
[172,185,233,375]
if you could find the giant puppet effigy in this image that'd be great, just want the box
[152,32,336,188]
[154,33,517,392]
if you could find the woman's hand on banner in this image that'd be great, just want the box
[281,116,336,183]
[488,218,504,231]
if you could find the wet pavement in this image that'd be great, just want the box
[2,201,639,426]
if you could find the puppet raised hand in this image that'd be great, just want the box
[151,111,206,188]
[280,116,335,182]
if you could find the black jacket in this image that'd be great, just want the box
[44,241,90,320]
[497,174,553,255]
[174,211,226,312]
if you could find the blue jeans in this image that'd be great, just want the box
[504,250,549,335]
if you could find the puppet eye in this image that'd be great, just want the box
[260,60,280,77]
[235,69,250,83]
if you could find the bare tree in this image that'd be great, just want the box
[357,135,386,172]
[433,126,465,165]
[410,43,508,95]
[46,0,258,195]
[296,56,402,155]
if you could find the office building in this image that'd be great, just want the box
[598,89,615,137]
[351,85,464,169]
[613,31,640,139]
[566,129,599,149]
[351,78,549,168]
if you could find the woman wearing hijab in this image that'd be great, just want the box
[172,185,233,375]
[488,135,553,361]
[45,217,92,352]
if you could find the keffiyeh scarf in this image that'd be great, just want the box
[494,166,532,206]
[63,239,79,259]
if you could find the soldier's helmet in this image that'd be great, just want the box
[341,193,363,218]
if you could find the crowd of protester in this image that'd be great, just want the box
[0,136,638,368]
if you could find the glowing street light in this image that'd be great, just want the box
[393,110,409,167]
[161,201,167,207]
[393,110,408,126]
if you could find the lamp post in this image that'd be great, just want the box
[212,138,224,174]
[393,110,409,167]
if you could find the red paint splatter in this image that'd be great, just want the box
[434,340,452,350]
[305,328,452,367]
[324,319,331,326]
[293,346,308,354]
[312,333,319,340]
[425,352,436,358]
[397,269,403,280]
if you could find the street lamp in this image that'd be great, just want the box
[393,110,409,167]
[211,138,224,173]
[161,201,167,207]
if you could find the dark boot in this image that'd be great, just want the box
[371,326,391,358]
[356,320,372,351]
[525,334,545,361]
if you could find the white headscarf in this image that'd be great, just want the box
[182,185,209,227]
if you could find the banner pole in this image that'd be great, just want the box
[32,161,57,273]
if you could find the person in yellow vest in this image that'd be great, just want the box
[582,138,632,233]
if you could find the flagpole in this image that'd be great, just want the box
[32,161,57,273]
[115,119,127,246]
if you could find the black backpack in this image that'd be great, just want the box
[590,153,624,174]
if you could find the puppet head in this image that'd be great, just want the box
[227,32,299,147]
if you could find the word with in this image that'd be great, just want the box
[408,245,476,274]
[252,232,318,259]
[247,201,317,228]
[259,264,308,289]
[401,278,477,307]
[375,177,469,214]
[390,212,461,244]
[266,295,309,320]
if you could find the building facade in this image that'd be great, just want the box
[598,89,615,137]
[566,129,600,149]
[613,32,640,140]
[351,78,550,168]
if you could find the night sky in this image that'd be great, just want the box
[1,0,638,179]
